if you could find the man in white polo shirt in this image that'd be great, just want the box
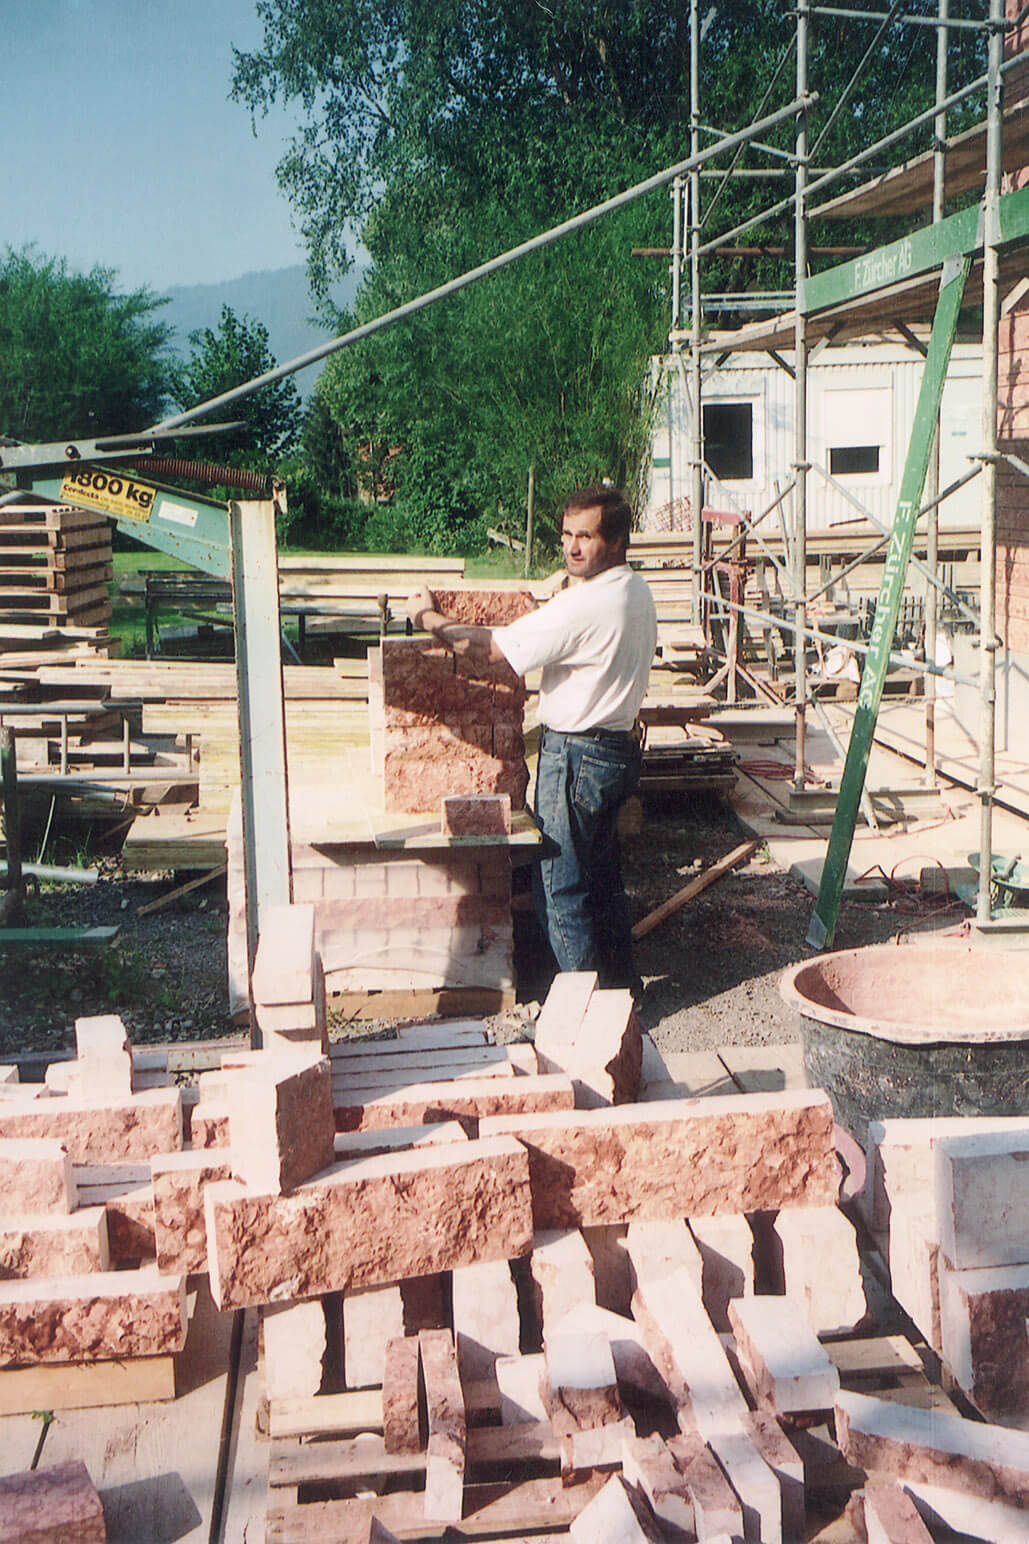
[407,485,657,999]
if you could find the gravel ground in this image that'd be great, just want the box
[0,790,933,1062]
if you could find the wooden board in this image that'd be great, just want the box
[0,1352,176,1417]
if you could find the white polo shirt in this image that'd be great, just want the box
[493,564,657,734]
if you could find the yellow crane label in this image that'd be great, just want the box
[60,467,157,523]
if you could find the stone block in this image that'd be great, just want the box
[225,1054,335,1195]
[480,1090,839,1230]
[935,1128,1029,1270]
[0,1208,109,1280]
[567,991,643,1108]
[262,1298,326,1401]
[0,1139,75,1217]
[383,1334,421,1454]
[707,1424,782,1544]
[0,1267,187,1365]
[74,1014,132,1099]
[343,1282,405,1389]
[441,795,512,837]
[151,1149,233,1275]
[835,1390,1029,1510]
[533,972,597,1058]
[631,1267,749,1436]
[621,1432,694,1534]
[863,1484,935,1544]
[0,1460,105,1544]
[774,1204,868,1335]
[745,1410,804,1543]
[728,1295,840,1414]
[431,588,536,627]
[561,1417,635,1485]
[496,1351,547,1423]
[939,1259,1029,1419]
[333,1121,468,1162]
[451,1257,520,1383]
[336,1073,575,1136]
[530,1229,597,1335]
[419,1330,465,1523]
[251,902,315,1006]
[569,1473,665,1543]
[666,1430,745,1539]
[547,1301,666,1405]
[888,1205,941,1351]
[543,1325,623,1436]
[583,1225,633,1315]
[863,1116,1028,1234]
[0,1086,184,1165]
[689,1213,754,1332]
[625,1217,703,1291]
[188,1101,229,1150]
[100,1182,156,1265]
[205,1135,533,1309]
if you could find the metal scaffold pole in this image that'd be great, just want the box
[977,0,1005,925]
[792,4,811,787]
[924,0,950,788]
[690,0,704,626]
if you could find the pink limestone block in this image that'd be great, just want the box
[261,1298,327,1401]
[74,1014,133,1099]
[0,1267,187,1365]
[419,1329,466,1523]
[569,1473,666,1542]
[543,1326,623,1436]
[706,1424,782,1544]
[343,1282,404,1389]
[530,1229,597,1336]
[863,1484,935,1544]
[451,1257,520,1383]
[630,1267,749,1436]
[744,1410,805,1542]
[205,1135,533,1309]
[774,1204,868,1335]
[151,1149,233,1275]
[533,972,597,1056]
[666,1430,745,1539]
[0,1086,183,1164]
[335,1073,575,1136]
[480,1089,839,1229]
[226,1053,336,1195]
[383,1335,422,1455]
[728,1294,840,1414]
[934,1127,1029,1270]
[0,1138,75,1217]
[688,1212,755,1331]
[938,1259,1029,1419]
[441,795,512,837]
[0,1208,109,1280]
[621,1432,695,1534]
[0,1460,105,1544]
[251,903,316,1007]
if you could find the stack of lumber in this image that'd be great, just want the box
[0,505,112,644]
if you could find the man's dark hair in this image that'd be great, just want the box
[563,485,633,553]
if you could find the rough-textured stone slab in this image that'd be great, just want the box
[939,1260,1029,1419]
[625,1218,703,1291]
[744,1409,805,1542]
[864,1115,1027,1233]
[262,1298,326,1401]
[560,1417,634,1483]
[205,1135,533,1309]
[151,1149,232,1275]
[631,1268,749,1436]
[188,1101,229,1150]
[689,1213,754,1332]
[863,1484,935,1544]
[543,1326,623,1436]
[337,1073,574,1135]
[420,1329,466,1523]
[383,1334,421,1454]
[343,1282,404,1389]
[452,1257,520,1382]
[569,991,643,1107]
[835,1390,1029,1509]
[100,1182,155,1265]
[774,1204,868,1335]
[888,1205,941,1352]
[0,1139,75,1217]
[728,1295,840,1413]
[621,1432,694,1533]
[534,973,597,1055]
[0,1267,186,1365]
[481,1090,839,1229]
[0,1208,109,1281]
[0,1460,105,1544]
[707,1424,782,1544]
[935,1128,1029,1270]
[666,1430,745,1539]
[333,1121,468,1162]
[226,1054,335,1195]
[569,1472,665,1542]
[548,1301,666,1405]
[0,1087,183,1164]
[496,1352,548,1423]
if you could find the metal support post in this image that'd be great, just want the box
[690,0,705,625]
[230,491,293,1044]
[793,6,811,787]
[1,728,23,916]
[924,0,950,787]
[977,0,1005,925]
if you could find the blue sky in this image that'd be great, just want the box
[6,0,312,294]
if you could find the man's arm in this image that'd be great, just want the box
[406,585,508,672]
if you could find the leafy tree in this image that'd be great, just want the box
[233,1,986,551]
[172,304,302,462]
[0,246,173,442]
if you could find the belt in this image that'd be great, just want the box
[543,725,636,744]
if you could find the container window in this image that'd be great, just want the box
[703,402,753,481]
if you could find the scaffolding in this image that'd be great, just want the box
[657,0,1029,944]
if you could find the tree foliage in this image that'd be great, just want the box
[233,1,987,552]
[0,246,174,442]
[172,304,302,463]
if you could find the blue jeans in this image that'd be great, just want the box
[532,726,642,993]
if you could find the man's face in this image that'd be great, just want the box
[561,505,624,579]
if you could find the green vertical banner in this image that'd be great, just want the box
[808,254,970,949]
